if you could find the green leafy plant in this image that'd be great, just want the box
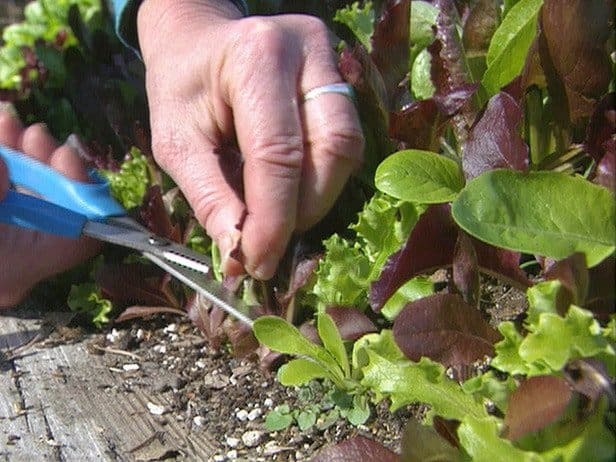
[254,312,373,428]
[2,1,615,460]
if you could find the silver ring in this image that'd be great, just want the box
[302,83,355,103]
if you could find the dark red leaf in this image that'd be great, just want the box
[538,0,613,126]
[462,92,529,179]
[339,44,394,178]
[400,417,460,461]
[472,239,531,290]
[504,375,572,441]
[432,0,471,94]
[433,84,478,116]
[326,306,378,341]
[311,435,398,462]
[94,262,178,307]
[393,293,501,367]
[277,256,320,313]
[452,232,480,307]
[389,84,477,151]
[431,0,478,140]
[462,0,499,55]
[584,92,615,162]
[225,320,259,359]
[140,185,181,241]
[593,150,615,192]
[369,204,457,311]
[370,0,410,109]
[185,293,226,349]
[115,305,187,323]
[585,257,615,321]
[213,144,244,201]
[299,322,320,345]
[389,98,440,151]
[543,253,589,310]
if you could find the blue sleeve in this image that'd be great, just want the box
[108,0,249,55]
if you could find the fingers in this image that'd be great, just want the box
[229,19,304,279]
[296,24,364,230]
[0,110,23,148]
[147,104,247,274]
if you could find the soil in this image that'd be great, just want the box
[36,313,411,461]
[18,272,527,462]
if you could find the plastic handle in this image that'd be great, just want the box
[0,144,125,219]
[0,190,87,238]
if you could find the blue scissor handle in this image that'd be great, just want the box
[0,190,88,238]
[0,144,126,238]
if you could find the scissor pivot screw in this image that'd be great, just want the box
[148,236,170,246]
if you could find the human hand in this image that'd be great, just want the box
[136,0,364,280]
[0,111,99,307]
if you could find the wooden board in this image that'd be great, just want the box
[0,304,218,461]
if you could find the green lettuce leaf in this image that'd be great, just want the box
[333,1,375,52]
[100,147,150,209]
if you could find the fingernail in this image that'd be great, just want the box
[249,258,277,281]
[218,232,241,274]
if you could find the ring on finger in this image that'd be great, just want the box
[301,83,356,104]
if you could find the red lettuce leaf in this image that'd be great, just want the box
[389,84,477,151]
[462,91,529,180]
[369,204,457,312]
[140,185,181,242]
[538,0,613,126]
[339,44,395,183]
[299,306,377,344]
[94,262,179,307]
[472,239,531,290]
[325,306,378,341]
[115,306,187,323]
[370,0,410,109]
[452,232,480,307]
[312,435,398,462]
[393,293,501,367]
[593,150,615,192]
[462,0,499,55]
[584,92,615,162]
[543,253,589,310]
[504,375,572,441]
[585,257,615,321]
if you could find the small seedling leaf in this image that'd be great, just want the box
[277,358,331,386]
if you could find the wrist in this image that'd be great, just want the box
[137,0,244,60]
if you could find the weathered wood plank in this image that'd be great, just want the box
[0,306,218,461]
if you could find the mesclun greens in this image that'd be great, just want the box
[1,1,614,460]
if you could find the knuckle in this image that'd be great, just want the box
[250,134,304,178]
[314,124,365,166]
[235,18,288,60]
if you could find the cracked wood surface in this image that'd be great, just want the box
[0,305,217,461]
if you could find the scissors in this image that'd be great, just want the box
[0,144,255,327]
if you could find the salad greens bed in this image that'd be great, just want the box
[1,0,614,460]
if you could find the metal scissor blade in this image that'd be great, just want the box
[144,252,255,327]
[83,218,214,275]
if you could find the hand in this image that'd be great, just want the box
[136,0,364,280]
[0,111,99,307]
